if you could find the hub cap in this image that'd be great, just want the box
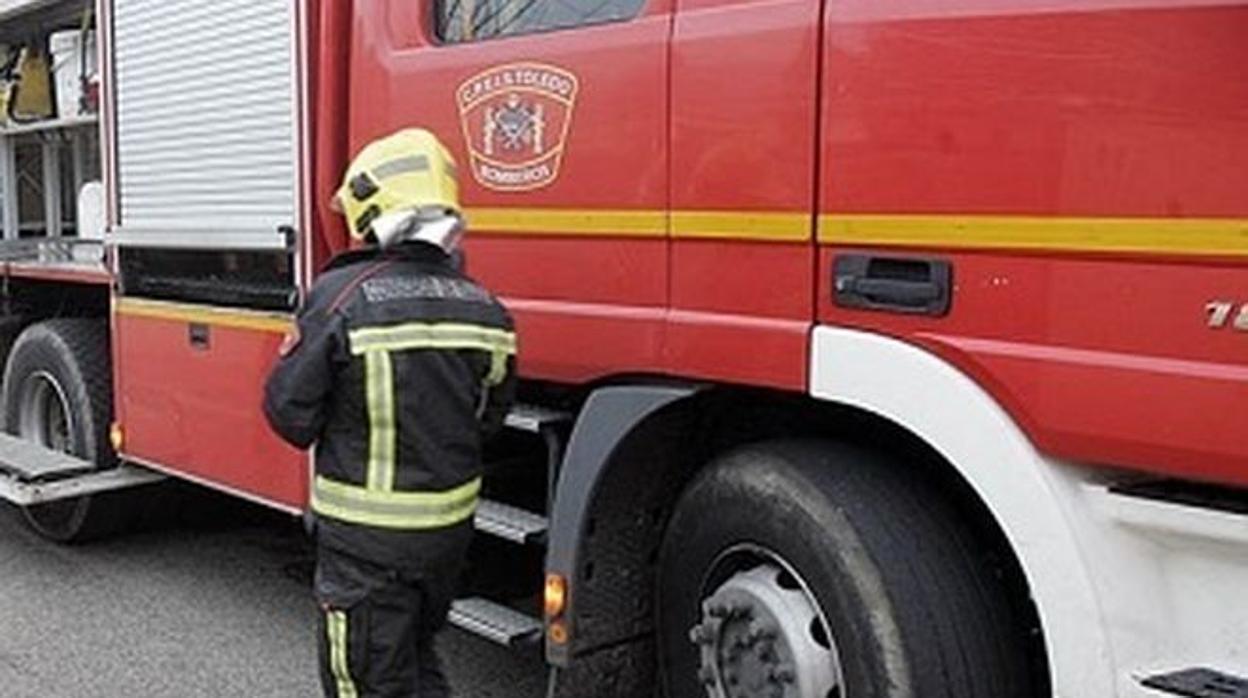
[690,563,842,698]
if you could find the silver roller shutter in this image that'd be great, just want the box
[112,0,296,249]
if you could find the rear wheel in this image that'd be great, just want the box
[2,319,129,542]
[658,440,1040,698]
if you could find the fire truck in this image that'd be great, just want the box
[0,0,1243,696]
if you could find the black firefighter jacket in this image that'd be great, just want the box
[263,241,517,574]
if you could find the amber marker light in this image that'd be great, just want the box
[548,620,569,646]
[544,573,568,618]
[109,422,124,451]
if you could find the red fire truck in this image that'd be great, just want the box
[0,0,1244,696]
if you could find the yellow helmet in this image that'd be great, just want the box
[335,129,463,250]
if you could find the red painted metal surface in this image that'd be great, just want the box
[4,263,110,285]
[818,249,1248,485]
[666,240,811,388]
[671,0,820,214]
[819,2,1248,484]
[822,2,1248,217]
[301,0,1248,488]
[667,0,820,389]
[311,0,352,269]
[467,237,667,380]
[345,0,673,381]
[113,313,306,509]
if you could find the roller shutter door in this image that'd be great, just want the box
[112,0,296,249]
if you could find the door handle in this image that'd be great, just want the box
[834,254,952,316]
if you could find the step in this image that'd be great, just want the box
[448,597,543,647]
[504,405,573,434]
[474,499,548,545]
[1142,667,1248,698]
[0,432,96,482]
[0,464,166,506]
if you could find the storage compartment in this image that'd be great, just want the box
[109,0,300,250]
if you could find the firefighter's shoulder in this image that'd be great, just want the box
[303,249,386,316]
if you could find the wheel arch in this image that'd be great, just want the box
[0,279,111,374]
[809,326,1112,697]
[546,329,1108,696]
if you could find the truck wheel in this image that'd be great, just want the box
[2,319,128,542]
[658,440,1038,698]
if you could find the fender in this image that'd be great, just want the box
[810,326,1115,697]
[545,383,699,669]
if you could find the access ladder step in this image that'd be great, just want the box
[504,404,573,434]
[448,597,543,647]
[474,499,548,545]
[0,432,95,482]
[0,464,166,506]
[1142,667,1248,698]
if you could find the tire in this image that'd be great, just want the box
[2,319,130,542]
[658,440,1040,698]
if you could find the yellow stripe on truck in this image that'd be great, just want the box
[671,210,810,241]
[114,298,292,334]
[466,207,1248,255]
[466,207,812,241]
[819,214,1248,257]
[467,207,667,237]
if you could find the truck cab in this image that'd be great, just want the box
[0,1,1242,696]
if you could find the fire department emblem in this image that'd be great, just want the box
[457,62,579,192]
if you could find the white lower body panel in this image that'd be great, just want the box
[809,326,1248,698]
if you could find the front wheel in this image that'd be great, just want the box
[658,440,1041,698]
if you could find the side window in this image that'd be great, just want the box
[434,0,646,43]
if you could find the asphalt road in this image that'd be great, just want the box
[0,484,548,698]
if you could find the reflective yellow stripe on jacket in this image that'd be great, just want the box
[348,322,516,361]
[312,475,482,530]
[363,350,396,492]
[309,321,512,530]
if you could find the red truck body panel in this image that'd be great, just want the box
[113,302,305,510]
[101,0,1246,510]
[330,0,1246,486]
[818,1,1248,483]
[348,1,674,382]
[666,0,820,389]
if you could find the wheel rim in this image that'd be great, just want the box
[18,371,74,452]
[689,545,845,698]
[16,370,86,536]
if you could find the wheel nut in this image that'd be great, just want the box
[771,665,796,684]
[689,625,712,645]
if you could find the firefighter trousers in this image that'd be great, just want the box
[315,545,453,698]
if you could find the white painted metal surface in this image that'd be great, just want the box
[809,326,1248,697]
[111,0,296,249]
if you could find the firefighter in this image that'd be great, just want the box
[263,129,516,697]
